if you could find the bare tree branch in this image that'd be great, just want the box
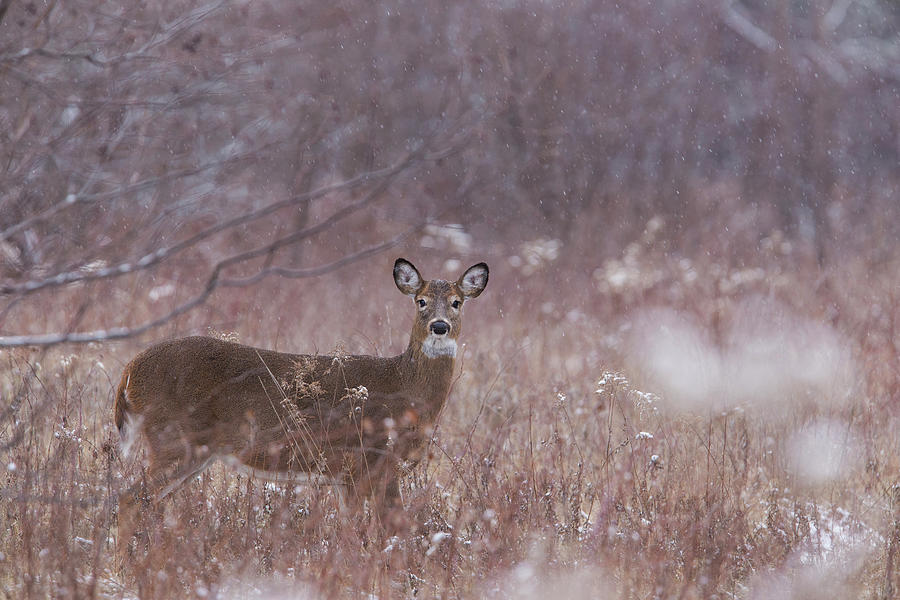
[838,37,900,81]
[823,0,854,34]
[0,1,228,66]
[0,0,11,26]
[0,47,108,67]
[222,222,422,290]
[0,139,474,347]
[0,149,432,297]
[0,221,423,348]
[0,145,272,243]
[718,0,778,54]
[719,0,900,85]
[222,173,475,289]
[129,1,228,59]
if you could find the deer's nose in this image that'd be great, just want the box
[430,320,450,336]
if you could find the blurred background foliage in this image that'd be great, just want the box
[0,0,898,336]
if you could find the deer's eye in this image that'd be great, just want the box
[417,298,427,308]
[451,300,461,309]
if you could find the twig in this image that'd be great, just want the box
[0,1,228,67]
[0,0,11,27]
[718,0,778,53]
[0,148,265,243]
[0,222,424,347]
[0,150,422,297]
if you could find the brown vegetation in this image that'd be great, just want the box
[2,0,900,598]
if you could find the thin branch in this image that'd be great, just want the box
[800,40,850,85]
[130,1,227,60]
[0,150,427,297]
[0,0,11,26]
[838,37,900,82]
[0,47,107,67]
[0,150,258,243]
[719,0,778,53]
[823,0,854,34]
[214,176,395,285]
[0,1,228,67]
[0,490,108,508]
[223,222,420,289]
[4,65,177,110]
[0,216,425,348]
[717,0,877,85]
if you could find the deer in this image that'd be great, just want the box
[114,258,488,556]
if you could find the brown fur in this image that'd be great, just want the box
[116,336,455,495]
[114,259,488,559]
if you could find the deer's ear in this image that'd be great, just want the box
[394,258,423,296]
[458,262,489,298]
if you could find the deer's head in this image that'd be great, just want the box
[393,258,489,358]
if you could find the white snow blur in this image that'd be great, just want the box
[746,501,876,598]
[486,563,612,600]
[786,419,862,485]
[216,575,321,600]
[625,298,855,414]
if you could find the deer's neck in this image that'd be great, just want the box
[397,336,455,412]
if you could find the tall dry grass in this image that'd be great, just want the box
[3,1,900,596]
[2,220,899,599]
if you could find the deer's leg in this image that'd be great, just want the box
[116,478,148,572]
[116,441,214,570]
[349,450,406,522]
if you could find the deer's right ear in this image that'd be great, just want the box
[458,262,489,298]
[394,258,423,296]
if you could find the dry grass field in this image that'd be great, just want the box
[3,0,900,597]
[2,218,900,599]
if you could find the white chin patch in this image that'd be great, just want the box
[422,335,457,358]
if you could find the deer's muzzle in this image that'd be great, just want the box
[430,320,450,336]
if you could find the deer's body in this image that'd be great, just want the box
[115,259,488,555]
[116,335,454,495]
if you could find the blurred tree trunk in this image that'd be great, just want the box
[808,0,836,265]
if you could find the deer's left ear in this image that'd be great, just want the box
[458,262,489,298]
[394,258,424,296]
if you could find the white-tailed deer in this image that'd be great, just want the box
[115,258,488,551]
